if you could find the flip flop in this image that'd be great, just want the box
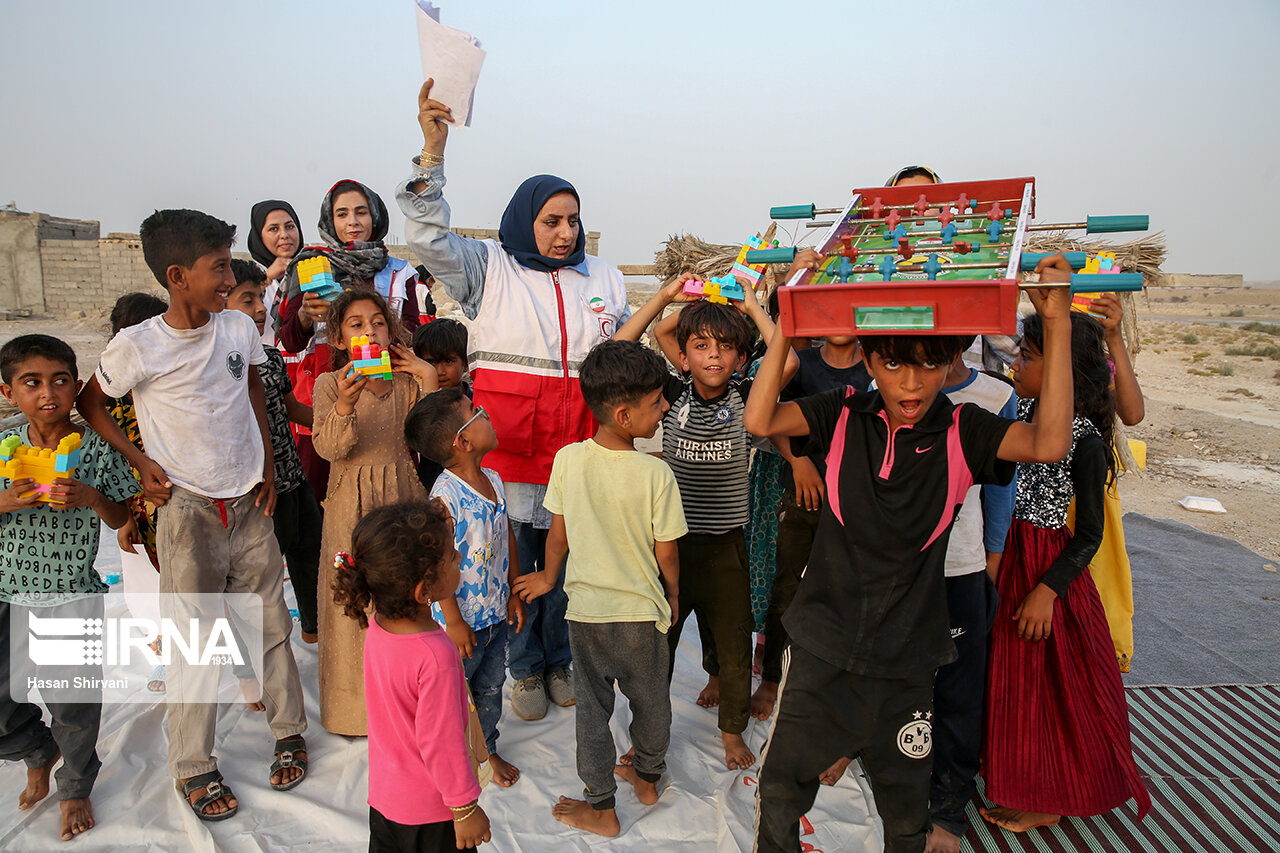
[270,736,307,791]
[146,665,166,693]
[179,770,237,821]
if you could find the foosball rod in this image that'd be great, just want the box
[817,258,1142,292]
[802,215,1148,235]
[771,198,1024,219]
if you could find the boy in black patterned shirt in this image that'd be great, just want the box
[617,275,797,770]
[228,260,323,644]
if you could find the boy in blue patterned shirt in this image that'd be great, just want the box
[405,387,526,787]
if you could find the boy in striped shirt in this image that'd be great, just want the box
[617,277,796,770]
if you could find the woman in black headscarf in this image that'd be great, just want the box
[248,200,304,346]
[394,80,634,725]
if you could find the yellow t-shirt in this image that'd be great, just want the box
[544,439,688,632]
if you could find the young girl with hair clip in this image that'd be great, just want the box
[312,288,438,735]
[333,499,492,852]
[981,311,1151,834]
[271,181,423,500]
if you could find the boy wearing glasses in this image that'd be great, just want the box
[404,389,526,787]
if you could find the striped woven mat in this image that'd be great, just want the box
[963,684,1280,853]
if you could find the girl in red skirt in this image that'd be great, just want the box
[981,312,1151,833]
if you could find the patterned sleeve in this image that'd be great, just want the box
[84,429,141,504]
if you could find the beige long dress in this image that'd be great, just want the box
[313,369,427,735]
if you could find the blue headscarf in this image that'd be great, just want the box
[497,175,585,272]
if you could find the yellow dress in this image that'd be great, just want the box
[313,369,428,735]
[1066,439,1145,672]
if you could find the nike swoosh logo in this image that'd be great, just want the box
[915,445,933,454]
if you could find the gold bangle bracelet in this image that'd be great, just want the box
[419,150,445,166]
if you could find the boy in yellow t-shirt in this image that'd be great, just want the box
[513,339,687,839]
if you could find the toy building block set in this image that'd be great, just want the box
[297,255,343,301]
[0,432,82,503]
[684,234,780,304]
[743,177,1150,336]
[348,335,393,380]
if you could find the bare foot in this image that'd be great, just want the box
[980,805,1061,832]
[697,675,720,708]
[750,680,778,721]
[551,795,620,837]
[59,798,95,841]
[925,824,962,853]
[181,776,238,818]
[752,636,765,676]
[819,756,852,786]
[240,678,265,712]
[722,732,756,770]
[617,746,635,767]
[301,631,318,645]
[614,763,659,805]
[489,753,520,787]
[19,753,58,810]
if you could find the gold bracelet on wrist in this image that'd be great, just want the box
[450,803,478,821]
[419,150,445,166]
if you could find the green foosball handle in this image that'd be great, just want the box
[744,247,798,264]
[769,204,817,220]
[1086,216,1149,234]
[1020,252,1087,271]
[1070,273,1144,293]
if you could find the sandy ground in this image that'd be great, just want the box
[2,284,1277,564]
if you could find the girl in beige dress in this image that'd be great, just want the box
[313,288,438,735]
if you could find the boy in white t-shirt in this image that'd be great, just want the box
[77,209,306,823]
[404,386,526,788]
[513,340,687,839]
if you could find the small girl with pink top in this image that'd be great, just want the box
[333,499,491,851]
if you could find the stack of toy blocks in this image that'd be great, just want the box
[731,234,777,295]
[297,256,343,301]
[0,432,82,503]
[349,335,393,380]
[683,273,746,305]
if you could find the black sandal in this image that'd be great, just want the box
[270,735,308,791]
[179,770,238,821]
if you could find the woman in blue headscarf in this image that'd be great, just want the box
[397,80,632,725]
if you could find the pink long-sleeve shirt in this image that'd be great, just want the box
[365,616,481,825]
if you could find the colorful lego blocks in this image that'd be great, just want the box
[349,335,393,380]
[683,274,746,305]
[0,432,82,503]
[731,235,778,293]
[297,256,343,302]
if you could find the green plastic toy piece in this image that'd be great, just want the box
[769,204,817,220]
[744,247,798,264]
[1020,252,1087,271]
[1070,273,1144,293]
[1085,216,1149,234]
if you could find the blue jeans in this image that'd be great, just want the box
[507,521,571,681]
[464,622,509,755]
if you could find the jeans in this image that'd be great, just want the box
[506,521,571,680]
[463,621,508,755]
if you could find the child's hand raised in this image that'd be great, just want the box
[786,249,823,281]
[512,571,554,603]
[452,803,491,849]
[389,344,439,392]
[299,293,329,329]
[1013,582,1057,642]
[0,478,40,513]
[1025,254,1073,321]
[417,78,454,159]
[730,274,765,316]
[334,365,368,416]
[1089,293,1125,339]
[660,272,706,306]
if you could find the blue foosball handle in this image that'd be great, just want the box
[770,204,817,220]
[1070,273,1143,293]
[744,247,798,264]
[1020,252,1088,271]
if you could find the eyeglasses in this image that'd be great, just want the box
[455,405,489,441]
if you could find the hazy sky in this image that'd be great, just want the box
[2,0,1277,279]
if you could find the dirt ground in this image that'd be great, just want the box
[2,284,1277,564]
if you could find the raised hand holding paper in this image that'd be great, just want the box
[414,1,485,127]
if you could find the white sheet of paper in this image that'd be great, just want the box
[415,1,485,127]
[120,544,161,624]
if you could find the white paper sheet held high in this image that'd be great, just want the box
[415,1,485,127]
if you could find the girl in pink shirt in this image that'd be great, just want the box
[333,499,491,851]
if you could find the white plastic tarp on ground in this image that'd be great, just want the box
[1,539,882,852]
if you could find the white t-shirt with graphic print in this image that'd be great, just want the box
[95,310,267,499]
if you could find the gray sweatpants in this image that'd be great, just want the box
[157,485,305,781]
[568,621,670,811]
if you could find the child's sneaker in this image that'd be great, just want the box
[547,667,575,707]
[511,675,548,721]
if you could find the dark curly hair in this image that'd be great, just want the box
[1021,312,1117,482]
[325,287,408,371]
[331,500,456,628]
